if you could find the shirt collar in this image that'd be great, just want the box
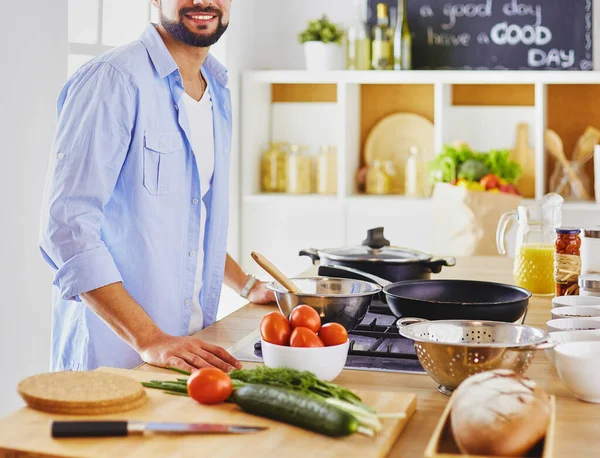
[140,23,228,87]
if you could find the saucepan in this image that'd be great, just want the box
[300,227,456,282]
[251,252,381,331]
[267,277,381,331]
[317,265,531,323]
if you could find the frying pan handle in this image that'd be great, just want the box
[396,317,429,328]
[299,248,321,264]
[426,257,456,274]
[317,265,391,287]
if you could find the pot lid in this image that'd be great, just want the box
[319,227,432,263]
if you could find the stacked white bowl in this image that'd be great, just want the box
[547,295,600,403]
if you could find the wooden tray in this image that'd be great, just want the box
[425,393,555,458]
[0,368,418,458]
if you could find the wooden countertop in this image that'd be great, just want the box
[137,256,600,457]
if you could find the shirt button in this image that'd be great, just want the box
[174,104,179,111]
[184,299,190,307]
[57,153,65,159]
[192,198,199,205]
[175,75,180,82]
[189,251,196,257]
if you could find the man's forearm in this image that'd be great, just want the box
[223,253,250,294]
[80,282,164,352]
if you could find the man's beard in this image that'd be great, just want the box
[160,6,228,47]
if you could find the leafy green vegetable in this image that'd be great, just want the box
[477,149,522,184]
[458,159,490,182]
[298,15,344,44]
[228,366,369,410]
[428,143,522,185]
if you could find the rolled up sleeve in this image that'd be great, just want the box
[39,62,136,301]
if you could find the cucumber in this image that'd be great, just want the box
[233,384,358,437]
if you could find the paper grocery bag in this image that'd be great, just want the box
[430,183,522,256]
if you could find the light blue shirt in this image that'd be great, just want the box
[39,24,232,371]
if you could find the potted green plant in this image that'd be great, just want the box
[298,15,345,71]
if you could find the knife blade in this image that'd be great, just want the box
[51,421,267,438]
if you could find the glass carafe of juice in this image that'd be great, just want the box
[496,193,564,295]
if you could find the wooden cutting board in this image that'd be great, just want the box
[0,368,417,458]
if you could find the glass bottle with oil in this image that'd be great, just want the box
[405,147,427,197]
[347,0,371,70]
[393,0,412,70]
[366,160,391,194]
[372,3,392,70]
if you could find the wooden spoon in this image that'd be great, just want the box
[545,129,590,200]
[573,126,600,164]
[251,252,302,294]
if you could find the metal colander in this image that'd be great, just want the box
[397,318,554,395]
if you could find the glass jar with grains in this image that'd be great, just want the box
[260,142,288,192]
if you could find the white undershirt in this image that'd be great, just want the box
[183,85,214,335]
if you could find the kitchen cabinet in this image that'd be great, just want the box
[240,71,600,271]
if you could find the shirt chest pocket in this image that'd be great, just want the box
[143,132,185,196]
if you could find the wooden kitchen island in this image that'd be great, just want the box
[1,257,599,457]
[165,256,600,457]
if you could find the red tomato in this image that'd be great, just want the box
[289,305,321,333]
[318,323,348,346]
[260,311,292,345]
[290,327,324,347]
[187,368,233,405]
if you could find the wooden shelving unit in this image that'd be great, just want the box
[240,70,600,276]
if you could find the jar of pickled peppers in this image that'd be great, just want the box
[554,228,582,296]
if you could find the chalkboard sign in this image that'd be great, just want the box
[367,0,593,70]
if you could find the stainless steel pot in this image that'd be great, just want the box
[266,277,382,331]
[300,227,455,282]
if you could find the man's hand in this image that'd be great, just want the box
[138,333,243,373]
[247,281,276,304]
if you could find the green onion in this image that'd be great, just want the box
[167,366,192,376]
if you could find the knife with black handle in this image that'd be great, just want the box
[51,421,267,438]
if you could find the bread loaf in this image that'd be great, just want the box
[450,369,551,457]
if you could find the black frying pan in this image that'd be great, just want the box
[318,265,531,323]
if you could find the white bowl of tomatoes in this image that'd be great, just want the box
[260,305,350,381]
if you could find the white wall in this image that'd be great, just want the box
[0,3,68,416]
[252,0,355,70]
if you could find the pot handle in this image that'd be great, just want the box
[317,264,391,287]
[299,248,320,264]
[426,257,457,274]
[396,317,429,328]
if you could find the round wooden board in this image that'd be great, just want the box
[18,371,148,415]
[364,112,435,167]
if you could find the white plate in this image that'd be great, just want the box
[552,295,600,308]
[546,317,600,333]
[551,306,600,320]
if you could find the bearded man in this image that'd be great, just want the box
[40,0,273,373]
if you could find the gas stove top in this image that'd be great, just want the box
[228,300,426,375]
